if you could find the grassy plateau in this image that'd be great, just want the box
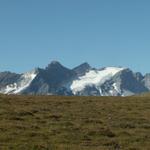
[0,94,150,150]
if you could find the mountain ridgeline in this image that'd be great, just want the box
[0,61,150,96]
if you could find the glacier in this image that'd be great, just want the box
[70,67,124,95]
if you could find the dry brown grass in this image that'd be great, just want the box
[0,94,150,150]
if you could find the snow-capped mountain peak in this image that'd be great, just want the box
[0,61,150,96]
[1,69,37,94]
[70,67,125,95]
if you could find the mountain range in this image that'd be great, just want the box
[0,61,150,96]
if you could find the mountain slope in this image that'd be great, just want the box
[0,70,37,94]
[70,67,124,95]
[99,69,148,96]
[73,62,92,76]
[0,72,21,88]
[0,61,150,96]
[15,61,77,95]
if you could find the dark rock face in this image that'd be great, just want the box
[0,72,21,88]
[134,72,144,82]
[73,62,91,76]
[45,61,76,86]
[22,62,77,95]
[112,69,148,94]
[99,69,148,96]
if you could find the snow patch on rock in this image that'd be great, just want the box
[2,70,37,94]
[70,67,124,95]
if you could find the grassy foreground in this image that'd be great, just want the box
[0,95,150,150]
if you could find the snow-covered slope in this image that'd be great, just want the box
[0,61,150,96]
[70,67,124,95]
[0,70,37,94]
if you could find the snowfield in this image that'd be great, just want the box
[1,70,37,94]
[70,67,124,95]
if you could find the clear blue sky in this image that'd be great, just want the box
[0,0,150,74]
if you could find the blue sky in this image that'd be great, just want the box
[0,0,150,74]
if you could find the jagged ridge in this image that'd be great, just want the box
[0,61,150,96]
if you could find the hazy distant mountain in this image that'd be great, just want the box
[0,61,149,96]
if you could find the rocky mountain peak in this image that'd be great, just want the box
[73,62,91,76]
[46,61,63,70]
[0,61,150,96]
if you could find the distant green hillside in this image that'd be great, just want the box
[0,95,150,150]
